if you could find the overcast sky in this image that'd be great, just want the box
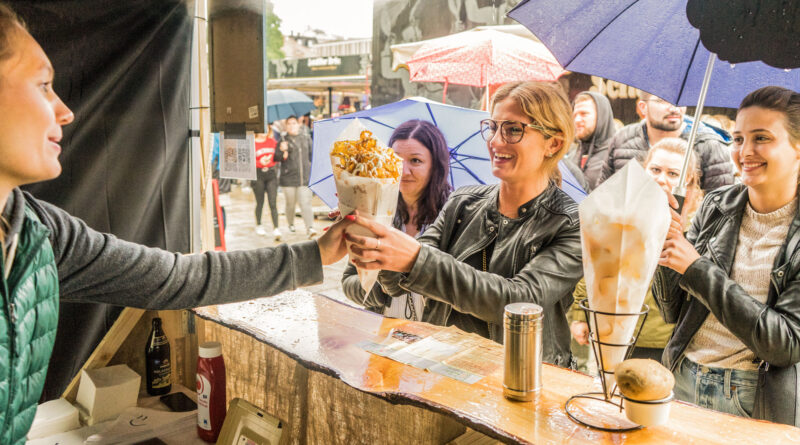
[271,0,373,39]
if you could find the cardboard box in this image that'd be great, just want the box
[27,398,80,439]
[76,365,141,425]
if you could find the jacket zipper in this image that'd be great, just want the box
[298,141,303,184]
[453,231,497,340]
[455,231,497,263]
[3,229,47,436]
[1,238,15,434]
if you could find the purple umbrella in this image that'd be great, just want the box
[509,0,800,204]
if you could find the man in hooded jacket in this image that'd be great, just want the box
[568,92,616,191]
[600,92,734,191]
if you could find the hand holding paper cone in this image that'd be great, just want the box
[578,162,671,398]
[331,120,403,291]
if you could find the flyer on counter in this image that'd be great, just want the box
[389,326,479,369]
[428,341,503,384]
[356,323,439,357]
[359,325,502,384]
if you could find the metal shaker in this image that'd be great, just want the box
[503,302,543,402]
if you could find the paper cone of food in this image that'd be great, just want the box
[578,161,671,398]
[331,119,402,291]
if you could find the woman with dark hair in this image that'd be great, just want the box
[342,120,451,319]
[654,86,800,425]
[345,82,583,368]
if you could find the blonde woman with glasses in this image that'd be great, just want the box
[344,81,584,368]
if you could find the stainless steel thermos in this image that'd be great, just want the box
[503,302,543,402]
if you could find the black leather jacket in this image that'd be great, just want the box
[653,184,800,426]
[378,183,583,368]
[279,133,312,187]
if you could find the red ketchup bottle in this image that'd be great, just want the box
[196,341,227,442]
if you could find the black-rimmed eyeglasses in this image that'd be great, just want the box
[479,119,556,144]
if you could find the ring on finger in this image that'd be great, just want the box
[376,238,381,250]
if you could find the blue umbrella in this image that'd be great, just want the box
[309,97,587,208]
[266,89,315,123]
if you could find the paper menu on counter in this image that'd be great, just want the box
[429,342,503,384]
[360,325,502,384]
[356,323,439,357]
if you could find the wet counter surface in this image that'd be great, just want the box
[194,291,800,444]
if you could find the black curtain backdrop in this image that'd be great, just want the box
[11,0,193,400]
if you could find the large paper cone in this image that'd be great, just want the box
[331,119,401,291]
[578,162,671,398]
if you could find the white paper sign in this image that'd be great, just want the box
[220,131,256,180]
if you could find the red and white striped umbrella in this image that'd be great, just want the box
[406,28,565,88]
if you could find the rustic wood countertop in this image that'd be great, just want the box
[194,291,800,444]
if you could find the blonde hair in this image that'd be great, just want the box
[490,81,574,183]
[643,138,703,219]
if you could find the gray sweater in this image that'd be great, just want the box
[2,188,322,309]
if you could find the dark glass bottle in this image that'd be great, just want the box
[145,317,171,395]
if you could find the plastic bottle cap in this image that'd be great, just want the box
[199,341,222,358]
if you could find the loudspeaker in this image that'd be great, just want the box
[208,1,266,133]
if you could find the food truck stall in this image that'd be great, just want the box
[12,0,800,444]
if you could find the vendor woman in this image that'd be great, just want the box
[0,4,350,441]
[655,86,800,426]
[345,81,584,368]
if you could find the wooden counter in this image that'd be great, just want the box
[194,291,800,445]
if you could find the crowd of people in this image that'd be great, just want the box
[3,0,800,439]
[243,114,318,240]
[340,81,800,427]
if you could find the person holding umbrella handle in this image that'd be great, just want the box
[654,86,800,425]
[345,81,584,369]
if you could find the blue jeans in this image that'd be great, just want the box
[674,355,758,418]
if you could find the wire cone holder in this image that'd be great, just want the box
[564,299,649,432]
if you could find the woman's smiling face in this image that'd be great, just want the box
[732,106,800,193]
[487,97,557,185]
[0,26,73,189]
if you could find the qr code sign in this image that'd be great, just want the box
[224,147,237,165]
[236,147,252,172]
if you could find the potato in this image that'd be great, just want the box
[614,359,674,401]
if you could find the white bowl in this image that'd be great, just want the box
[622,392,673,427]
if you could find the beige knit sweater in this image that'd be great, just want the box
[685,199,797,370]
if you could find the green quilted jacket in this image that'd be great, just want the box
[0,205,59,444]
